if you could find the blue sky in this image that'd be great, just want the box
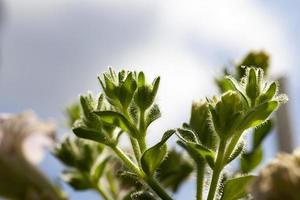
[0,0,299,199]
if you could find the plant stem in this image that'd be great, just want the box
[130,137,142,164]
[138,136,147,153]
[119,108,172,200]
[94,184,112,200]
[111,146,142,176]
[122,108,142,164]
[111,146,173,200]
[207,141,226,200]
[138,109,147,153]
[196,163,205,200]
[146,176,173,200]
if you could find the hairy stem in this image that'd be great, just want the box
[130,137,142,164]
[196,163,205,200]
[146,176,173,200]
[207,141,226,200]
[122,108,142,164]
[111,146,173,200]
[111,146,142,176]
[138,109,147,153]
[138,136,147,153]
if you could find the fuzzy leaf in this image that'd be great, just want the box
[239,101,278,130]
[227,141,244,164]
[73,125,110,145]
[161,129,176,143]
[253,120,272,150]
[141,130,175,175]
[145,104,161,128]
[141,144,167,175]
[94,111,138,138]
[137,72,145,87]
[221,175,255,200]
[176,128,198,143]
[241,146,263,173]
[259,82,277,103]
[177,141,215,168]
[226,76,250,108]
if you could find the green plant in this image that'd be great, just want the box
[53,57,287,200]
[216,51,274,174]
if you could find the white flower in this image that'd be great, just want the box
[0,111,55,164]
[0,111,63,200]
[251,148,300,200]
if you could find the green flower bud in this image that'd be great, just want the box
[98,68,137,110]
[245,68,261,106]
[134,74,160,111]
[209,91,244,137]
[79,93,102,130]
[189,100,215,148]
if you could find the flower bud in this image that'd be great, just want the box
[209,91,244,137]
[99,68,137,110]
[134,75,160,111]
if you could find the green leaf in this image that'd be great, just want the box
[151,77,160,101]
[94,111,139,138]
[215,77,235,93]
[239,101,278,130]
[161,129,176,143]
[227,141,244,164]
[177,141,215,168]
[259,82,277,103]
[241,146,263,173]
[141,144,167,175]
[225,76,250,108]
[137,72,145,87]
[141,130,175,175]
[221,175,255,200]
[128,102,139,124]
[253,120,272,150]
[145,104,161,128]
[72,125,110,145]
[176,128,198,143]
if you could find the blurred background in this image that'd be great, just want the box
[0,0,299,199]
